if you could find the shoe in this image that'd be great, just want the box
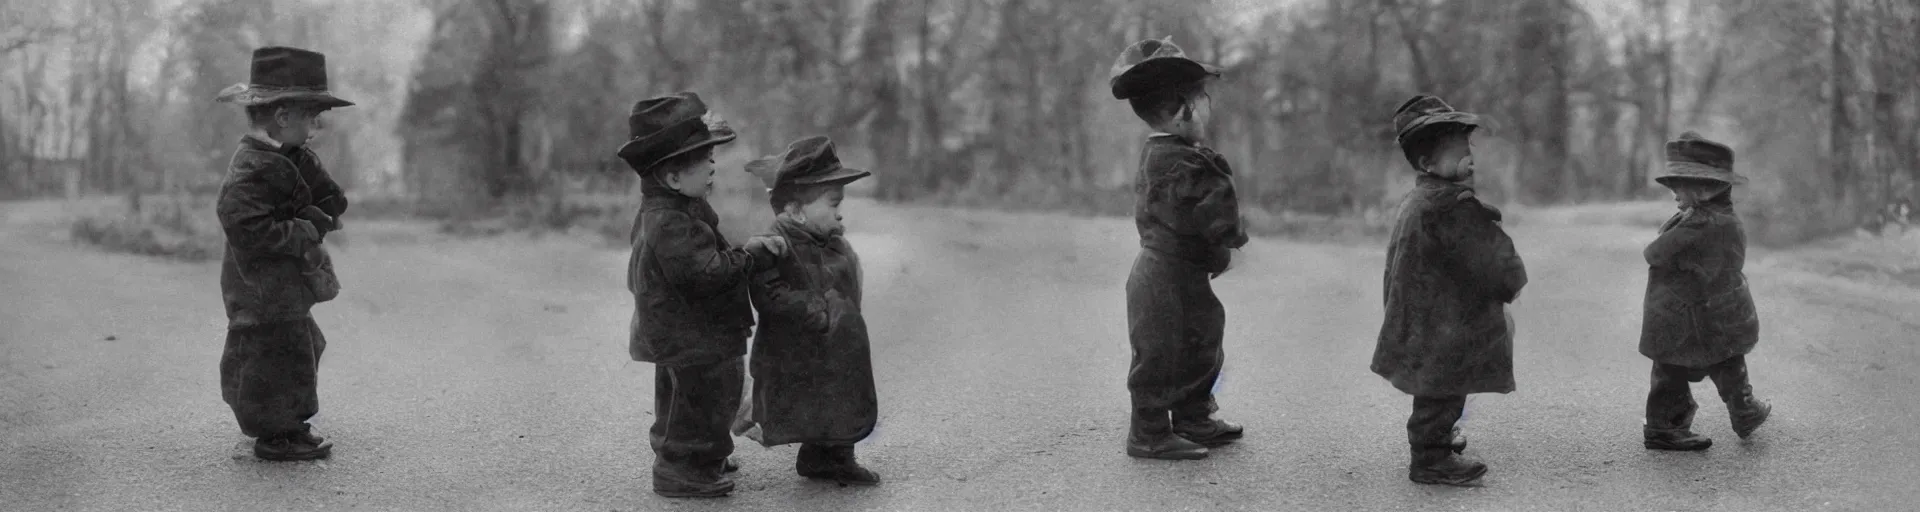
[1126,434,1209,460]
[653,476,735,498]
[253,435,333,461]
[1447,426,1467,454]
[1174,418,1244,447]
[294,430,326,446]
[797,464,881,486]
[1644,427,1713,451]
[795,446,880,486]
[1408,448,1487,486]
[724,457,740,473]
[1729,394,1771,439]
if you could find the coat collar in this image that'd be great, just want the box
[639,175,696,211]
[774,215,839,248]
[240,132,287,152]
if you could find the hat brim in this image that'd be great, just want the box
[616,131,739,171]
[1397,112,1482,142]
[787,166,872,188]
[1110,57,1223,100]
[216,84,354,108]
[1656,162,1748,185]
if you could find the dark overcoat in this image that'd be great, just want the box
[627,179,769,367]
[1132,134,1248,274]
[216,135,347,326]
[1639,202,1760,367]
[1372,175,1527,396]
[1125,134,1248,410]
[744,218,877,446]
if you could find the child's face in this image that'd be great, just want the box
[1665,179,1730,206]
[664,157,717,198]
[794,186,846,235]
[273,105,326,147]
[1162,89,1213,141]
[1422,132,1475,184]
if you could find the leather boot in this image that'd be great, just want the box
[1643,426,1713,451]
[1407,445,1486,486]
[653,472,735,498]
[254,434,332,461]
[1727,390,1772,439]
[1127,408,1207,460]
[796,444,880,486]
[1173,417,1244,447]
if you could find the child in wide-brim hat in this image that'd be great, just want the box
[211,46,355,463]
[1109,36,1250,462]
[1638,131,1769,452]
[618,91,788,499]
[732,135,882,486]
[1372,94,1528,487]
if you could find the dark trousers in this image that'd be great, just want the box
[1126,250,1226,429]
[1646,355,1750,431]
[651,357,743,486]
[220,318,327,440]
[1407,395,1466,448]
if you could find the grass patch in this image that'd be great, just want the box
[68,194,224,261]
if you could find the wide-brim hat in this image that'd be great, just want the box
[745,136,870,192]
[1109,36,1223,100]
[1657,131,1748,185]
[616,92,738,173]
[214,46,354,108]
[1392,95,1480,145]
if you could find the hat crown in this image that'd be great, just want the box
[778,136,843,181]
[1115,36,1188,69]
[1666,131,1734,171]
[249,46,332,90]
[627,92,711,139]
[1392,95,1456,136]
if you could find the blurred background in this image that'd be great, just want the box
[2,0,1916,255]
[8,3,1920,510]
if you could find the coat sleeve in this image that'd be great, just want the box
[1644,211,1708,268]
[297,149,349,218]
[216,164,315,257]
[1156,152,1246,249]
[654,213,764,298]
[751,265,834,335]
[1436,197,1528,303]
[843,240,864,306]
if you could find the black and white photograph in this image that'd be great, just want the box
[2,0,1917,510]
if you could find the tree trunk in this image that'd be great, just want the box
[1830,0,1853,203]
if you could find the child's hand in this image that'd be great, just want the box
[294,219,321,242]
[297,206,337,233]
[1480,202,1503,222]
[745,235,789,258]
[1211,249,1239,280]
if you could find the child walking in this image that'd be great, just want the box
[1108,37,1249,461]
[733,136,883,486]
[212,46,354,461]
[1373,95,1527,486]
[1639,131,1771,451]
[619,92,787,498]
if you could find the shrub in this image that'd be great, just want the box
[69,195,223,261]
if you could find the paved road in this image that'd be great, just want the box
[2,198,1917,511]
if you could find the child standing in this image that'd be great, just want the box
[619,92,787,498]
[212,46,354,462]
[1108,37,1249,461]
[734,136,882,486]
[1373,95,1527,486]
[1639,131,1771,451]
